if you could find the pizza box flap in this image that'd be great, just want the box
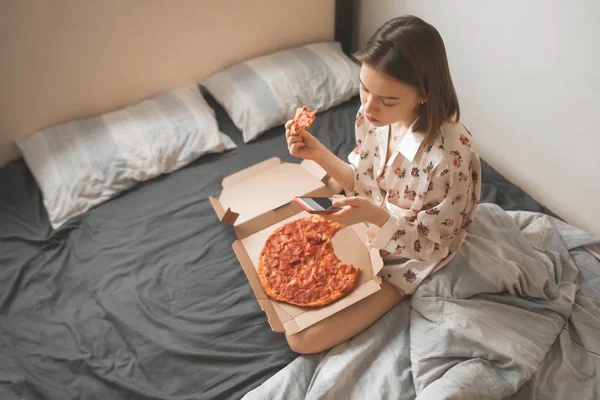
[239,211,383,335]
[221,157,282,188]
[208,197,239,226]
[299,159,330,183]
[369,248,384,276]
[232,240,286,332]
[349,221,384,275]
[210,158,329,228]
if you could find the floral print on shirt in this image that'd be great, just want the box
[347,105,482,295]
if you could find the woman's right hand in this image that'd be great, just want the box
[285,119,355,193]
[285,120,326,161]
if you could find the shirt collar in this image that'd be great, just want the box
[391,117,427,162]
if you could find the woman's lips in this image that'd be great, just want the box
[367,115,379,123]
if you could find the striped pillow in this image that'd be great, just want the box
[203,41,360,143]
[16,85,236,229]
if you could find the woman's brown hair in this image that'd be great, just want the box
[353,15,460,136]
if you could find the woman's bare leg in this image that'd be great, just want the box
[286,282,406,354]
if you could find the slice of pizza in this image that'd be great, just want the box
[290,106,317,135]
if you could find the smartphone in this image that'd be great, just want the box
[293,197,342,214]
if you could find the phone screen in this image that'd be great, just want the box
[297,197,341,211]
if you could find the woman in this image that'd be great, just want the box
[285,15,482,354]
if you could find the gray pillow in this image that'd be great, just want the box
[203,41,360,143]
[17,85,236,229]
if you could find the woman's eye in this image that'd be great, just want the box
[382,101,395,107]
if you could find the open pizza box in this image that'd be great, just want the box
[209,157,384,336]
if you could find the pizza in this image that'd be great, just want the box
[257,216,360,307]
[290,106,317,135]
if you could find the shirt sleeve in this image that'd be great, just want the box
[346,106,369,197]
[367,167,471,261]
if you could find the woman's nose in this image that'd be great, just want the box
[364,96,378,115]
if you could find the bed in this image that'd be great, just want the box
[1,2,599,400]
[3,92,598,399]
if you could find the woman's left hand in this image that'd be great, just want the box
[323,197,390,227]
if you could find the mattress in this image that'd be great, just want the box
[0,93,559,400]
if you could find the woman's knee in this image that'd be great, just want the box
[286,326,326,354]
[286,334,312,354]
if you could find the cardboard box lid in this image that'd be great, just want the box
[236,211,384,335]
[209,157,329,227]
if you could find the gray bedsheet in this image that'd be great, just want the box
[0,93,569,400]
[244,205,600,400]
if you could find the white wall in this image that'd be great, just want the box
[355,0,600,234]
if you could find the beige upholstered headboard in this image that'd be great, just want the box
[0,0,351,167]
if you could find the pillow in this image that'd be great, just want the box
[202,41,360,143]
[16,85,236,229]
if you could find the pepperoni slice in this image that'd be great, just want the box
[282,266,297,277]
[330,277,345,291]
[304,257,317,269]
[296,220,308,231]
[320,255,336,270]
[282,225,295,235]
[297,289,314,304]
[271,250,283,260]
[290,244,303,257]
[293,220,305,231]
[277,259,289,270]
[341,264,354,275]
[313,247,324,260]
[318,287,332,300]
[314,266,327,278]
[267,258,280,269]
[304,222,317,233]
[298,267,311,280]
[325,264,338,275]
[292,232,303,242]
[269,274,284,291]
[279,247,291,259]
[295,290,307,304]
[302,277,316,290]
[323,252,336,262]
[279,284,299,299]
[315,275,328,286]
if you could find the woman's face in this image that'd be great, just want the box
[359,63,424,128]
